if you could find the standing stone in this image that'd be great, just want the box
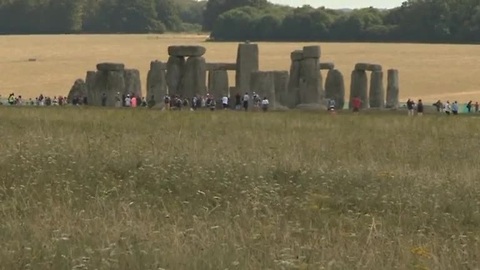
[180,56,206,98]
[325,69,345,110]
[250,71,275,108]
[272,71,289,107]
[386,69,400,109]
[89,72,106,106]
[85,71,96,104]
[235,43,259,94]
[67,79,87,103]
[89,63,126,106]
[287,52,302,108]
[146,61,167,105]
[369,71,385,108]
[349,70,368,109]
[166,56,185,95]
[299,58,321,104]
[208,70,229,99]
[124,69,142,98]
[104,71,126,107]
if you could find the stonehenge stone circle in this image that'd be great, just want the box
[319,63,335,70]
[325,69,345,110]
[67,79,87,103]
[124,69,142,98]
[208,70,229,99]
[250,71,275,108]
[146,61,167,104]
[96,63,125,72]
[386,69,400,108]
[369,71,385,108]
[180,56,206,98]
[272,71,289,107]
[166,56,185,95]
[168,46,206,57]
[350,70,368,109]
[236,43,259,94]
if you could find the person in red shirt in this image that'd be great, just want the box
[352,96,362,113]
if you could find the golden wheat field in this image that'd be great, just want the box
[1,34,480,102]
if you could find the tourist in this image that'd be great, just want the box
[209,97,216,111]
[101,93,107,106]
[125,94,131,107]
[131,95,137,108]
[444,101,451,115]
[328,99,336,112]
[466,100,472,113]
[352,96,361,113]
[243,92,250,111]
[8,93,15,105]
[115,92,121,107]
[141,97,147,107]
[192,96,198,110]
[452,101,459,115]
[416,99,424,116]
[475,102,479,113]
[261,97,269,112]
[222,95,229,110]
[406,99,415,116]
[163,95,170,110]
[433,100,443,112]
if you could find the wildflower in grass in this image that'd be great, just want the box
[411,246,432,259]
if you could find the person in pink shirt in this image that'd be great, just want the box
[131,95,137,107]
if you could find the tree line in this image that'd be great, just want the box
[0,0,479,44]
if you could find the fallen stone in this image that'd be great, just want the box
[179,56,206,98]
[349,70,368,109]
[319,62,335,70]
[369,71,385,108]
[168,45,206,57]
[325,69,345,110]
[206,63,237,71]
[290,50,304,61]
[235,43,259,93]
[166,56,185,95]
[208,70,229,99]
[302,46,321,58]
[67,79,87,103]
[96,63,125,71]
[272,71,289,107]
[147,61,167,104]
[386,69,400,108]
[124,69,142,98]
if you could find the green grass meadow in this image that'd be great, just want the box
[1,107,480,269]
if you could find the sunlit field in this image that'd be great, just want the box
[1,34,480,102]
[1,106,480,269]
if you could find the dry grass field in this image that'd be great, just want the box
[1,106,480,269]
[1,34,480,102]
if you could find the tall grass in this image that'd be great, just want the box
[1,107,479,269]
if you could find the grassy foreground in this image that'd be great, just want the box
[0,107,479,269]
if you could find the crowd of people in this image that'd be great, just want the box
[406,99,479,116]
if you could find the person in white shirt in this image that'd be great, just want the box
[261,97,269,112]
[444,101,451,115]
[243,92,250,111]
[222,95,229,110]
[125,94,131,107]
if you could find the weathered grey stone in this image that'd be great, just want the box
[325,69,345,110]
[67,79,87,103]
[85,71,96,93]
[319,62,335,70]
[250,71,276,108]
[147,61,167,104]
[166,56,185,95]
[287,60,301,108]
[296,103,327,111]
[355,63,382,72]
[299,57,321,104]
[180,56,206,98]
[349,70,368,109]
[96,63,125,71]
[290,50,304,61]
[85,71,98,105]
[90,70,125,106]
[369,71,385,108]
[235,43,259,93]
[208,70,229,99]
[272,71,289,107]
[206,63,237,71]
[124,69,142,98]
[168,45,206,57]
[302,46,321,58]
[386,69,400,109]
